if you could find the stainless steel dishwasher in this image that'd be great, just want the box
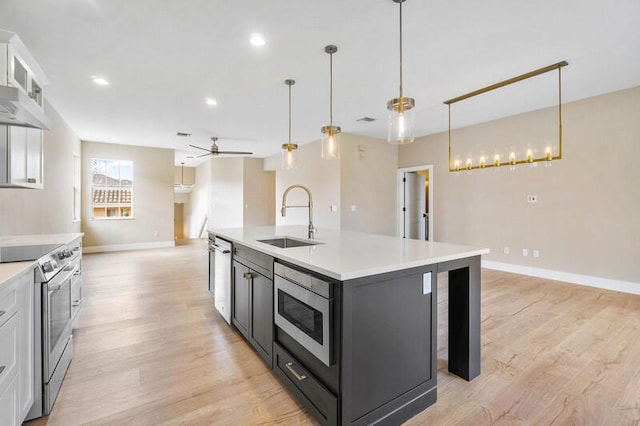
[209,237,232,324]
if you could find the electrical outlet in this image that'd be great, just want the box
[527,195,537,203]
[153,231,159,237]
[351,205,357,212]
[533,249,540,258]
[522,248,528,257]
[503,247,510,254]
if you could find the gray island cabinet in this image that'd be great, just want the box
[209,226,488,426]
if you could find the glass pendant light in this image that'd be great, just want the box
[321,45,341,160]
[282,79,299,169]
[387,0,415,144]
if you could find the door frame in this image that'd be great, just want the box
[396,164,434,240]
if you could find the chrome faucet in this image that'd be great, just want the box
[281,184,316,239]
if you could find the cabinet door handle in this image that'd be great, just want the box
[27,178,37,183]
[243,272,254,280]
[73,300,82,307]
[0,310,5,318]
[0,366,4,376]
[285,362,307,381]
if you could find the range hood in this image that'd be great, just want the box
[0,29,51,130]
[0,85,52,129]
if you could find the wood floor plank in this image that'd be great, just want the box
[24,240,640,425]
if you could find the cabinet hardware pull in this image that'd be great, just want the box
[73,300,82,307]
[285,362,307,381]
[0,366,4,376]
[0,310,5,318]
[243,272,253,280]
[27,178,37,183]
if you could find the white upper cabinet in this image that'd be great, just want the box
[0,124,44,189]
[0,29,48,188]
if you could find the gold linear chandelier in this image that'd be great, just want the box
[444,61,568,172]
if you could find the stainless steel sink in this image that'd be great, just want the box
[257,237,321,248]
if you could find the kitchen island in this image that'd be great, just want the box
[209,225,489,426]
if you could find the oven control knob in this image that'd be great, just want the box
[43,261,53,272]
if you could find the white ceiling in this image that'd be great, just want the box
[2,0,639,166]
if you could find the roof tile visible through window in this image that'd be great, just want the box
[93,188,132,204]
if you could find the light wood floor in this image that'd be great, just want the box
[26,240,640,425]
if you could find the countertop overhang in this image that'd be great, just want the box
[209,226,489,281]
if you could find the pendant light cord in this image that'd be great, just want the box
[399,0,404,99]
[288,83,292,145]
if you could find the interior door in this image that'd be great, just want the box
[403,172,426,240]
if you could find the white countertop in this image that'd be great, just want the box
[0,260,35,290]
[0,233,83,248]
[0,232,84,263]
[209,226,489,281]
[0,232,83,279]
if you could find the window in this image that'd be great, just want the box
[72,154,81,222]
[91,159,133,219]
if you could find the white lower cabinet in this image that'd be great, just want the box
[0,375,19,426]
[0,267,35,425]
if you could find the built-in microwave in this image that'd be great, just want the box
[274,262,333,367]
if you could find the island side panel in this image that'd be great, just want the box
[341,265,437,426]
[439,255,481,381]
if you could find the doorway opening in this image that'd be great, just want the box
[174,202,185,241]
[397,165,433,241]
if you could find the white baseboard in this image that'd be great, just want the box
[83,240,175,253]
[482,260,640,295]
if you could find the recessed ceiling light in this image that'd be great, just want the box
[205,98,217,106]
[249,33,266,47]
[92,77,109,86]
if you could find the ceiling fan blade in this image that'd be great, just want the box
[189,144,211,152]
[197,152,212,158]
[217,151,254,155]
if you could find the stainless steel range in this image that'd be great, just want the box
[25,240,81,420]
[0,234,82,420]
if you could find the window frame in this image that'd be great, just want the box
[90,158,134,220]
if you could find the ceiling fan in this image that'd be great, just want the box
[189,137,253,157]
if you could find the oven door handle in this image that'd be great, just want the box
[48,265,78,292]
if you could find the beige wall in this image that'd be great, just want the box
[265,139,341,231]
[0,100,82,236]
[210,157,244,228]
[81,141,174,249]
[188,159,212,238]
[340,134,398,236]
[190,157,275,237]
[243,157,275,227]
[399,86,640,284]
[265,134,397,236]
[173,165,195,185]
